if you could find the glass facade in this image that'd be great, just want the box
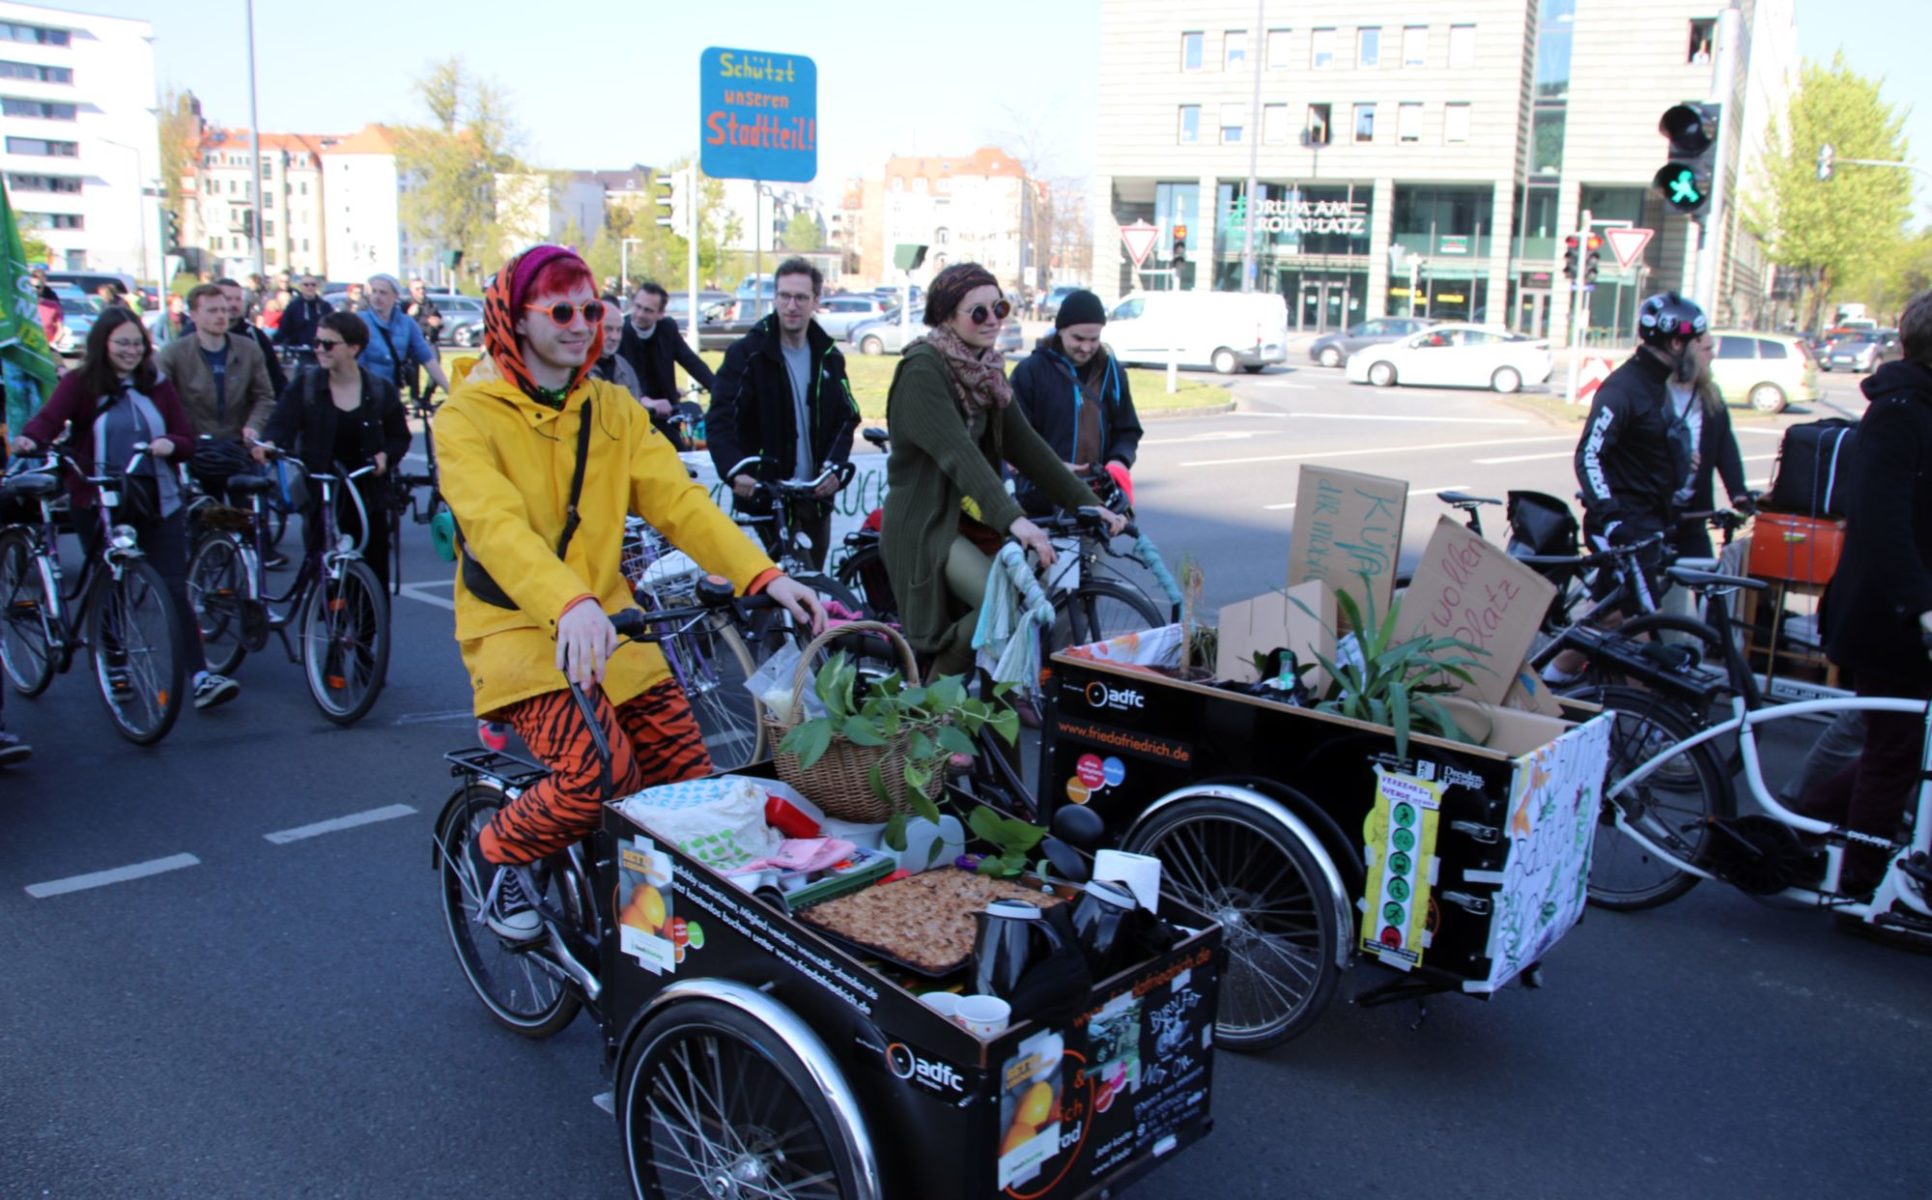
[1207,181,1374,331]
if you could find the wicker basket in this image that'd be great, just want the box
[764,620,946,824]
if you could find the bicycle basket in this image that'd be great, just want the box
[1506,490,1579,557]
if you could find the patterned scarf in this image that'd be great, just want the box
[914,323,1011,417]
[481,247,604,408]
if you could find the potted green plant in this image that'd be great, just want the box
[1293,573,1492,760]
[778,652,1021,851]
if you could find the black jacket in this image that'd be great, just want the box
[617,316,715,402]
[1575,349,1712,534]
[709,314,859,484]
[1824,359,1932,685]
[273,293,333,350]
[263,366,411,483]
[1010,335,1142,515]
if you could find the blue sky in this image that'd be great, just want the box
[37,0,1929,205]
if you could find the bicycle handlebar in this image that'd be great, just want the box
[722,457,856,497]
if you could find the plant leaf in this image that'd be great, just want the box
[908,729,934,761]
[867,760,892,807]
[909,787,941,826]
[969,805,1005,843]
[975,855,1003,876]
[988,708,1020,745]
[781,719,833,770]
[937,724,977,758]
[883,810,908,852]
[1390,679,1412,761]
[841,715,887,747]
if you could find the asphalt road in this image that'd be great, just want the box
[4,363,1926,1200]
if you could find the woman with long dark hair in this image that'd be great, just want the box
[880,262,1126,675]
[251,310,410,589]
[11,306,241,710]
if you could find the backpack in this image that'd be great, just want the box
[1769,419,1857,518]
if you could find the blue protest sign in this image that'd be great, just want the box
[700,47,818,183]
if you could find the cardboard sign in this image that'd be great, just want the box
[1216,581,1336,694]
[1395,517,1559,706]
[1286,467,1407,625]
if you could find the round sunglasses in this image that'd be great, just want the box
[525,300,606,326]
[967,299,1012,324]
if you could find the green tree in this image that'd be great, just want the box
[1742,52,1913,329]
[782,210,823,251]
[156,89,200,243]
[395,57,523,288]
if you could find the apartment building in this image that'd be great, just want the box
[0,2,157,277]
[186,127,327,277]
[881,146,1044,291]
[1095,0,1793,342]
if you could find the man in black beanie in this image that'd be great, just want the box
[1010,289,1143,516]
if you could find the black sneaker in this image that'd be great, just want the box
[0,731,31,766]
[193,673,240,711]
[484,866,542,941]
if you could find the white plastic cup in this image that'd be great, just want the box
[920,991,964,1019]
[1093,849,1162,911]
[955,994,1012,1038]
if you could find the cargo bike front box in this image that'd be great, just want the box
[598,762,1223,1200]
[1042,650,1612,1048]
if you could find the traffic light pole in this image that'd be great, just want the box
[1565,207,1592,405]
[1690,3,1739,314]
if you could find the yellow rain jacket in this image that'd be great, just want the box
[435,371,776,717]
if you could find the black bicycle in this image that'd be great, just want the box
[185,449,391,724]
[0,447,188,744]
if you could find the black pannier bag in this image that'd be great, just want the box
[1768,418,1857,518]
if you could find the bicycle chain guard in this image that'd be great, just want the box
[1704,815,1823,895]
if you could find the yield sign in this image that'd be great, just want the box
[1604,226,1654,271]
[1120,220,1158,268]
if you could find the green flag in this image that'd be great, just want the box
[0,180,59,436]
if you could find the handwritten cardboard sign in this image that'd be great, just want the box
[1216,581,1337,693]
[1395,516,1558,705]
[1286,466,1408,624]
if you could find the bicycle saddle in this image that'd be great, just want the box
[223,474,278,496]
[1438,491,1500,507]
[1,473,60,497]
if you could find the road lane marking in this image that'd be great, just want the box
[265,804,417,845]
[398,580,455,611]
[1254,380,1317,390]
[1286,413,1530,425]
[1139,430,1262,446]
[1182,434,1570,468]
[1264,484,1470,512]
[390,709,477,726]
[1472,450,1571,464]
[26,853,200,898]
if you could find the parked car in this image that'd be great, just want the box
[1705,329,1819,413]
[664,289,732,327]
[844,310,1022,358]
[433,295,488,347]
[51,293,97,355]
[1101,290,1289,374]
[695,297,772,351]
[871,284,923,314]
[1038,284,1084,321]
[1820,329,1900,374]
[47,270,135,301]
[815,294,899,339]
[1308,317,1437,368]
[1344,323,1552,393]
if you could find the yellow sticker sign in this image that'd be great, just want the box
[1360,768,1443,970]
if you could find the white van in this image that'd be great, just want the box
[1102,290,1289,374]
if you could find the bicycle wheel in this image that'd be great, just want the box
[301,558,390,725]
[187,533,251,676]
[664,611,766,774]
[1572,684,1734,911]
[1563,610,1744,768]
[87,559,186,746]
[434,781,581,1038]
[1051,578,1164,653]
[619,998,871,1200]
[1125,795,1342,1050]
[0,528,55,696]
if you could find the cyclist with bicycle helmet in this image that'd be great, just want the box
[435,244,826,942]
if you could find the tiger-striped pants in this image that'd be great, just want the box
[478,681,711,865]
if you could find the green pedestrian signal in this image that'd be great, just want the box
[1654,103,1719,217]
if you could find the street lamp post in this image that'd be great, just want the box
[619,237,642,292]
[100,138,149,285]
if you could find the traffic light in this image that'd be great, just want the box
[1172,223,1188,264]
[1582,233,1602,286]
[655,172,676,230]
[445,249,464,269]
[162,209,179,250]
[1561,234,1579,281]
[1816,143,1835,182]
[1654,102,1719,216]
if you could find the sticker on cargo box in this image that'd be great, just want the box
[1360,768,1442,970]
[617,836,679,973]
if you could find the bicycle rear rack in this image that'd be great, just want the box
[445,746,548,789]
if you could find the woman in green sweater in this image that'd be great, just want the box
[882,263,1128,675]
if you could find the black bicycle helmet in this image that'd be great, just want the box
[1636,291,1707,346]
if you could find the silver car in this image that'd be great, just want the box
[848,313,1022,356]
[815,294,899,339]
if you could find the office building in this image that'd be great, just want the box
[1094,0,1795,342]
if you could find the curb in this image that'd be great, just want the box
[1139,400,1237,421]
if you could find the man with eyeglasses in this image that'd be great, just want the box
[1010,288,1142,517]
[709,257,860,569]
[359,273,450,404]
[274,274,334,360]
[614,281,716,450]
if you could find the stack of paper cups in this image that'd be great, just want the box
[1093,849,1162,911]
